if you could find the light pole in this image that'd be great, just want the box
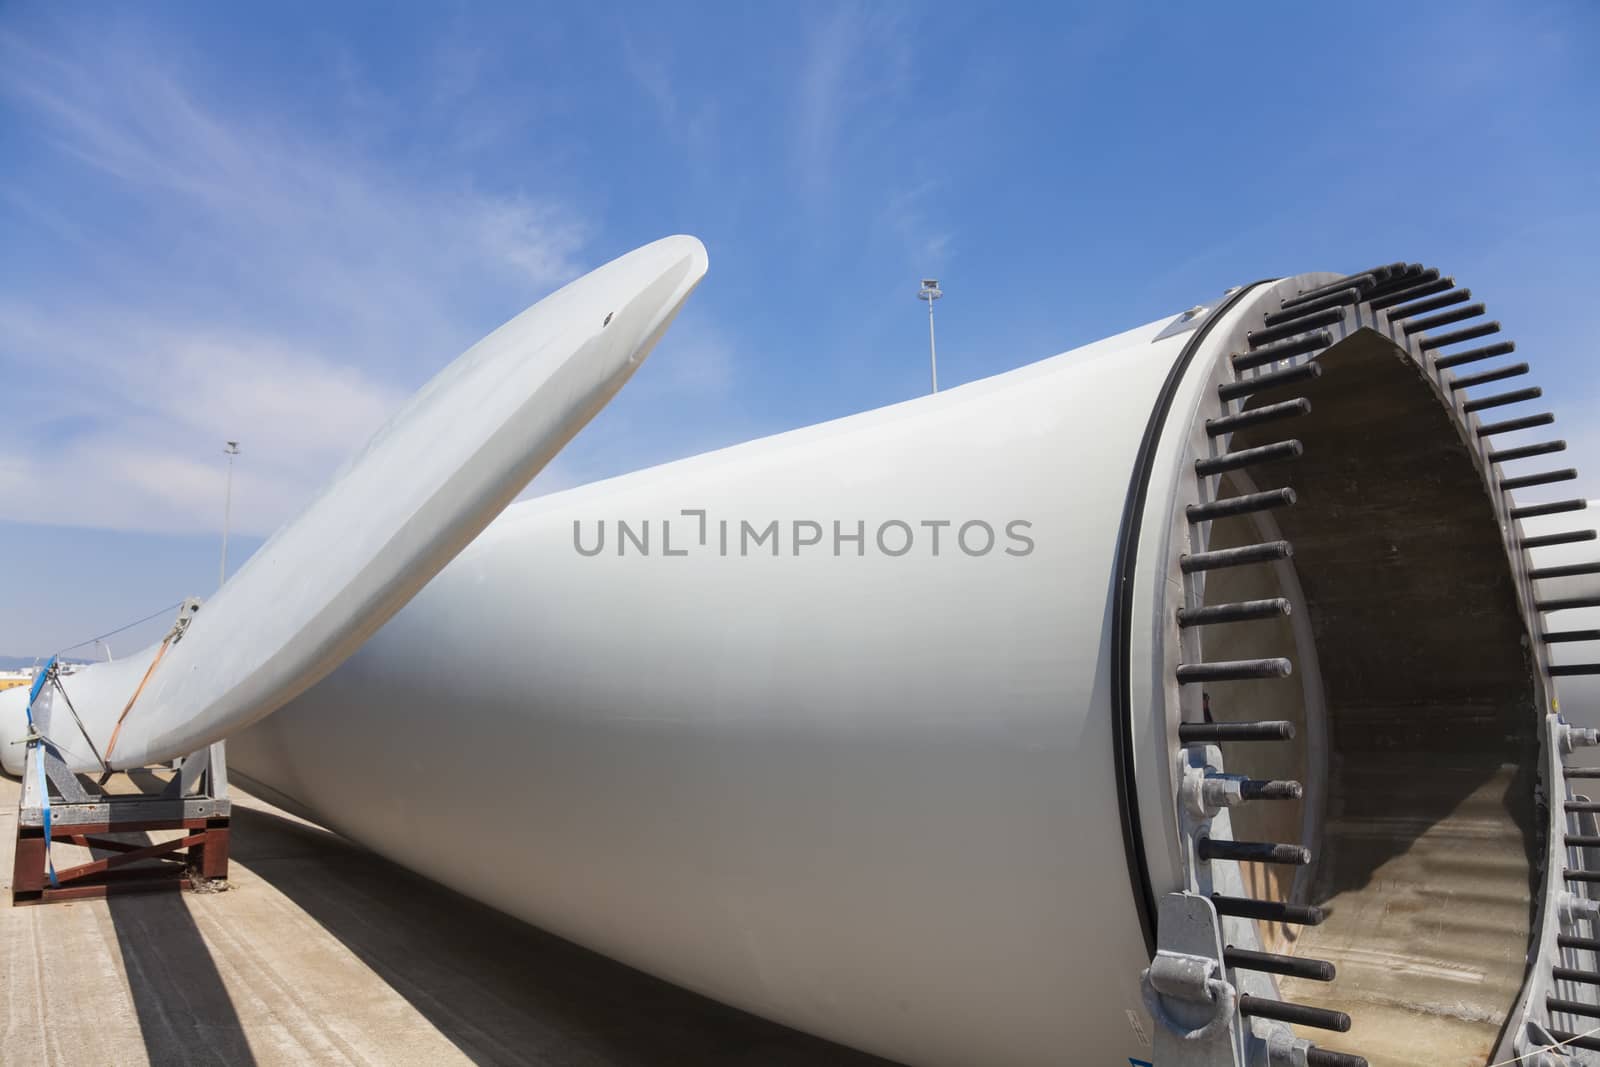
[220,441,240,589]
[917,278,943,393]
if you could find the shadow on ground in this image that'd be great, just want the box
[229,805,897,1067]
[107,876,260,1067]
[81,769,258,1066]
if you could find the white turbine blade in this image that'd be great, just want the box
[14,235,708,773]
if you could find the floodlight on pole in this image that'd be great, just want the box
[220,441,240,590]
[917,278,943,394]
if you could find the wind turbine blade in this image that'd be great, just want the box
[13,235,707,772]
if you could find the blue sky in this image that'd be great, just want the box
[2,2,1597,656]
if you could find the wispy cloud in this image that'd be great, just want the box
[879,179,952,270]
[792,5,912,203]
[0,300,408,533]
[0,25,590,536]
[621,33,717,155]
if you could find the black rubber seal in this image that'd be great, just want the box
[1109,280,1272,956]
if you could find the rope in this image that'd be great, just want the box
[52,598,186,658]
[101,635,173,765]
[49,668,108,774]
[1485,1023,1600,1065]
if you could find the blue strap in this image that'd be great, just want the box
[35,750,57,888]
[26,657,60,889]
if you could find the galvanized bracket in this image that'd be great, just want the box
[18,739,231,828]
[1143,892,1338,1067]
[1142,893,1244,1066]
[1154,304,1217,343]
[42,740,92,803]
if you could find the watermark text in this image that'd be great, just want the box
[572,510,1035,559]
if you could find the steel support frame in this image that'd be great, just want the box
[11,740,231,906]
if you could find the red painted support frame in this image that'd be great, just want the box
[11,815,230,905]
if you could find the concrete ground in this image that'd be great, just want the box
[0,774,892,1066]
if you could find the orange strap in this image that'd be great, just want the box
[102,636,173,763]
